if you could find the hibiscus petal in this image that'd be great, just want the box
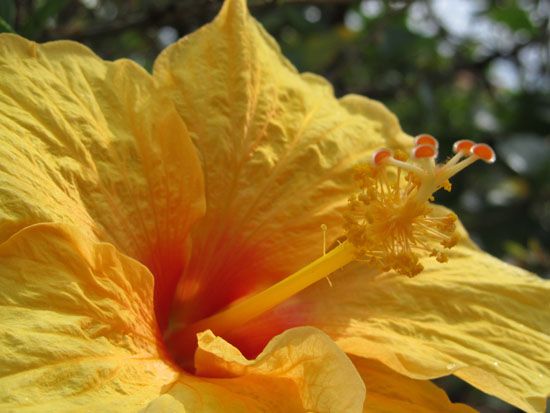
[145,327,362,412]
[0,223,179,412]
[0,34,205,326]
[351,356,477,413]
[147,372,305,412]
[153,0,409,326]
[270,233,550,412]
[192,327,364,412]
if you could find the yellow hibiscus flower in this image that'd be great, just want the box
[0,0,548,412]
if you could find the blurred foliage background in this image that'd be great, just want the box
[1,0,548,411]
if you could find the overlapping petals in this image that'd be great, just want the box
[145,327,366,413]
[0,224,363,412]
[191,327,365,412]
[352,357,477,413]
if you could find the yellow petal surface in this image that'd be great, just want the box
[258,229,550,412]
[153,0,409,329]
[352,356,477,413]
[144,327,366,412]
[0,34,204,326]
[0,224,178,412]
[194,327,365,412]
[147,372,304,413]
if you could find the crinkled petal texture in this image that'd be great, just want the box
[0,34,204,327]
[154,0,409,330]
[251,229,549,413]
[0,224,177,412]
[0,225,363,413]
[351,357,477,413]
[146,328,365,413]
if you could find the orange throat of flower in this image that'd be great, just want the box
[165,134,496,366]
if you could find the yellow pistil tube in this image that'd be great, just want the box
[181,241,356,338]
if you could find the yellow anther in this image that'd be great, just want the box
[394,149,409,161]
[441,234,459,249]
[430,250,449,263]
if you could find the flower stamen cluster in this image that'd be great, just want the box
[344,134,496,277]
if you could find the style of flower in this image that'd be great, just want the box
[0,0,548,412]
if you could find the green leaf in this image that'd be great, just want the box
[0,15,14,33]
